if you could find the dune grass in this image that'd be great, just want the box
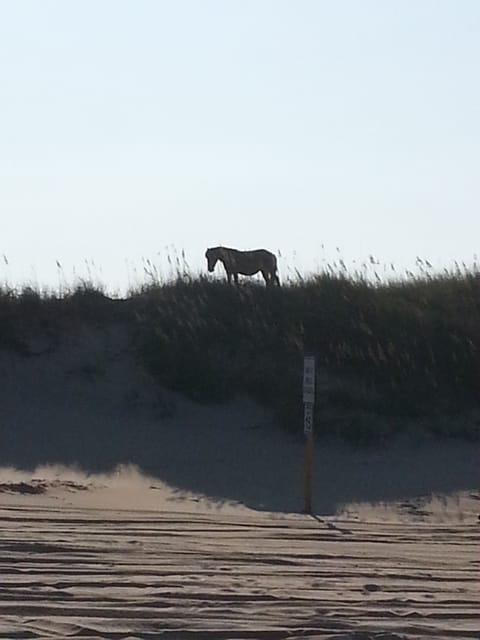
[1,265,480,443]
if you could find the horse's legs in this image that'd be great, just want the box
[233,272,239,286]
[263,270,280,286]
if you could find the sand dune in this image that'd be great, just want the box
[1,330,479,637]
[2,324,480,512]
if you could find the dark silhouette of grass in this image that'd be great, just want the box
[2,268,480,444]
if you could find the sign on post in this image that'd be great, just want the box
[303,355,315,514]
[304,402,314,434]
[303,355,315,421]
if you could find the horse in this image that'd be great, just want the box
[205,246,280,286]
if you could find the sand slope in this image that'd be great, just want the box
[1,327,479,638]
[1,328,480,514]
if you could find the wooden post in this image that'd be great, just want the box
[303,356,315,514]
[304,408,314,514]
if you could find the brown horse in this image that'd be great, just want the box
[205,246,280,286]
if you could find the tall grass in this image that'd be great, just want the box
[1,262,480,443]
[130,267,480,440]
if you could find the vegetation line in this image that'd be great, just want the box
[1,266,480,444]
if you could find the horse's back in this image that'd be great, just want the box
[245,248,276,264]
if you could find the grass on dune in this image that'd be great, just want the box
[1,265,480,444]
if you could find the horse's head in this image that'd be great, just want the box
[205,247,220,272]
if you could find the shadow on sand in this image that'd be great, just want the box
[1,345,479,514]
[2,398,479,514]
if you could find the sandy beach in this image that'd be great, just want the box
[0,458,479,640]
[1,332,479,638]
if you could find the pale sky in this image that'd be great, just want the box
[1,0,479,291]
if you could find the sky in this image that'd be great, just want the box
[1,0,479,291]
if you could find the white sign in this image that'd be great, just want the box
[304,402,314,434]
[303,355,315,404]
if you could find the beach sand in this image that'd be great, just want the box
[0,460,478,639]
[0,331,479,638]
